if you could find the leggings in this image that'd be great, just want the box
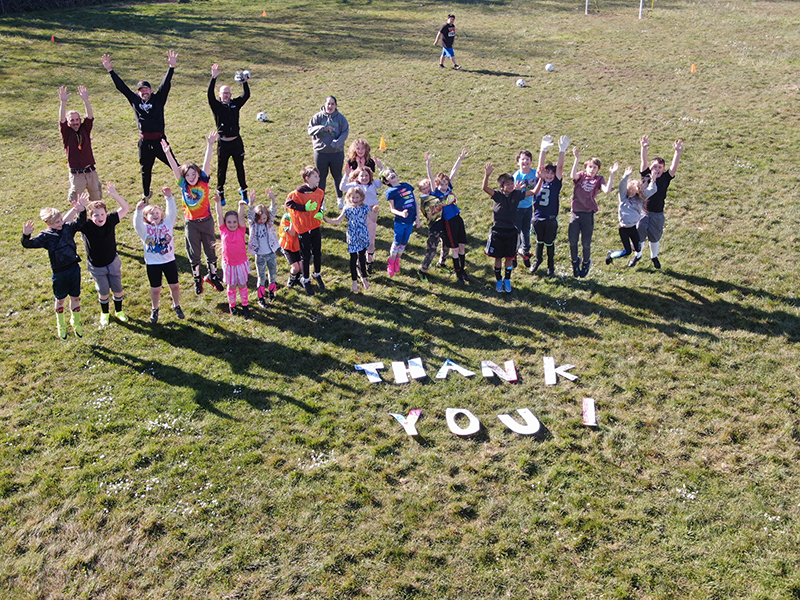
[298,227,322,279]
[350,249,367,280]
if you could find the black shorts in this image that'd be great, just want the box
[532,218,558,245]
[485,227,518,259]
[147,260,179,288]
[442,215,467,248]
[282,248,301,264]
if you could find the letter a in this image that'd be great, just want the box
[497,408,541,435]
[446,408,481,436]
[481,360,518,382]
[355,362,385,383]
[389,409,422,435]
[391,357,426,384]
[543,356,577,385]
[435,359,476,380]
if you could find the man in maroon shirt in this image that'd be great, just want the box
[59,85,102,203]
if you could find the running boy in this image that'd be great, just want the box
[21,198,86,339]
[76,183,130,327]
[634,136,684,269]
[434,14,460,70]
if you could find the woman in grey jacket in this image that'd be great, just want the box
[307,96,349,209]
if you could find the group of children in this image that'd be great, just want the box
[23,118,683,338]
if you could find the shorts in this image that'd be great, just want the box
[87,254,123,296]
[224,260,250,287]
[52,263,81,299]
[393,221,414,247]
[282,248,302,265]
[532,218,558,245]
[637,211,665,243]
[485,227,518,259]
[146,260,179,288]
[442,47,455,58]
[442,215,467,248]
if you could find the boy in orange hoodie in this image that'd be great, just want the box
[285,166,326,296]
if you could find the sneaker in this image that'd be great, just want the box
[572,259,581,277]
[605,251,614,265]
[268,283,276,302]
[337,197,344,210]
[313,273,325,290]
[546,267,555,276]
[150,308,159,323]
[71,311,83,338]
[206,272,224,292]
[239,189,248,204]
[496,280,503,293]
[652,257,661,269]
[523,254,531,269]
[194,276,204,295]
[417,270,429,282]
[461,270,470,283]
[628,254,641,268]
[456,272,466,285]
[303,280,315,296]
[99,312,110,328]
[287,273,298,288]
[141,191,152,204]
[218,190,226,207]
[439,63,446,68]
[351,280,359,293]
[56,311,67,340]
[511,256,518,269]
[116,310,128,323]
[173,305,185,319]
[367,261,374,275]
[579,259,592,278]
[361,278,370,291]
[530,259,542,274]
[453,64,461,70]
[242,305,251,319]
[258,296,268,308]
[503,279,512,293]
[437,261,452,272]
[229,305,238,316]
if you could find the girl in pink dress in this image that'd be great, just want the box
[215,195,250,318]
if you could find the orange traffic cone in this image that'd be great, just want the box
[262,10,267,16]
[379,137,387,151]
[691,64,696,73]
[51,34,55,42]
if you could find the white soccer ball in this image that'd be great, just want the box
[516,78,526,87]
[256,111,268,122]
[545,63,555,72]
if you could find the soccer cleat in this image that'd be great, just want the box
[218,190,226,207]
[530,259,542,273]
[312,273,325,291]
[194,276,204,295]
[496,280,503,293]
[523,254,531,269]
[258,295,268,308]
[150,307,159,323]
[206,272,224,292]
[242,305,251,319]
[417,270,429,282]
[652,257,661,269]
[71,311,83,338]
[503,279,512,293]
[546,267,555,276]
[628,255,641,268]
[439,63,446,68]
[606,251,614,265]
[99,312,110,328]
[239,189,248,204]
[56,311,67,340]
[287,273,299,288]
[303,280,315,296]
[579,259,592,278]
[572,259,581,277]
[172,305,185,319]
[116,310,128,323]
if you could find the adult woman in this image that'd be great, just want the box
[307,96,349,208]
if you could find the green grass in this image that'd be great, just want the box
[2,0,800,598]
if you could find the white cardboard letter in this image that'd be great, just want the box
[446,408,481,436]
[480,360,518,382]
[543,356,577,385]
[355,362,385,383]
[389,409,422,435]
[391,357,426,384]
[435,359,476,380]
[497,408,542,435]
[582,397,597,426]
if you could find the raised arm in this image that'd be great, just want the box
[482,162,495,196]
[639,135,649,173]
[102,54,139,103]
[214,193,225,225]
[203,130,218,175]
[77,86,93,120]
[425,152,435,185]
[669,139,683,177]
[104,183,130,219]
[602,163,619,194]
[159,50,178,100]
[619,166,633,199]
[237,200,248,228]
[58,86,69,123]
[449,148,468,181]
[571,147,581,181]
[163,187,177,225]
[161,139,183,181]
[208,63,220,107]
[556,135,569,180]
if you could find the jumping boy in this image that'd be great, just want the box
[513,149,538,269]
[530,134,569,276]
[633,136,684,269]
[425,149,469,283]
[417,177,448,281]
[285,166,326,296]
[434,14,460,70]
[21,198,86,339]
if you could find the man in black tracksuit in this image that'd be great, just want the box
[208,63,250,205]
[101,50,178,202]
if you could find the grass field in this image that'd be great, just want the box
[2,0,800,598]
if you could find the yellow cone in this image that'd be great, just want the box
[691,63,696,73]
[379,137,387,151]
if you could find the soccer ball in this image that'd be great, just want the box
[545,63,555,72]
[235,69,251,82]
[516,78,526,87]
[256,111,268,122]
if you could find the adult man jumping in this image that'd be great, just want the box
[58,85,102,203]
[101,50,178,202]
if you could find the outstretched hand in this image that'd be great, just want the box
[540,134,554,153]
[609,162,620,174]
[206,130,219,145]
[640,135,650,148]
[77,85,89,100]
[101,54,113,72]
[160,139,171,153]
[22,220,34,235]
[211,63,221,79]
[166,50,178,68]
[573,146,580,159]
[558,135,571,153]
[58,85,70,102]
[104,182,118,195]
[623,166,634,178]
[674,139,684,152]
[162,186,173,197]
[484,162,494,175]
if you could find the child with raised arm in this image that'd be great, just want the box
[513,149,537,269]
[215,194,250,318]
[133,187,183,323]
[340,164,381,274]
[417,177,449,282]
[22,197,86,339]
[324,187,371,293]
[634,136,684,269]
[482,163,533,294]
[569,146,618,278]
[162,131,224,295]
[381,167,421,277]
[425,149,469,283]
[247,189,280,307]
[77,183,130,326]
[285,165,326,296]
[605,166,651,267]
[530,135,569,276]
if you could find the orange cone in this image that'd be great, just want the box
[379,137,387,151]
[51,34,55,42]
[262,10,267,16]
[691,64,696,73]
